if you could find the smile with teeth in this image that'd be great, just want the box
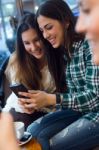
[49,38,56,45]
[33,49,42,55]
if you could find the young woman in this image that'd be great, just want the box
[76,0,99,65]
[18,0,99,149]
[1,0,99,150]
[3,12,66,129]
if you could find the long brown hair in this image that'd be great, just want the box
[36,0,84,60]
[6,13,43,90]
[6,12,67,92]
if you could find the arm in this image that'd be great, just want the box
[0,113,20,150]
[19,40,99,114]
[61,40,99,113]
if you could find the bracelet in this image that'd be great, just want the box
[56,93,61,104]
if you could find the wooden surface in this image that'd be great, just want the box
[21,139,42,150]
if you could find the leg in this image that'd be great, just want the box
[10,108,46,129]
[51,118,99,150]
[27,109,82,150]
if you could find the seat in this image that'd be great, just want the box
[0,51,11,107]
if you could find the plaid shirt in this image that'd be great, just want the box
[61,39,99,123]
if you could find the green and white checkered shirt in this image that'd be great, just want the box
[61,39,99,123]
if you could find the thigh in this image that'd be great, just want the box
[40,109,82,127]
[27,109,82,138]
[27,117,44,137]
[51,118,99,150]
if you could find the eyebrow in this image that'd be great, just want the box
[78,1,82,7]
[40,23,52,30]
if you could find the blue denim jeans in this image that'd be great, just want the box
[50,118,99,150]
[27,109,82,150]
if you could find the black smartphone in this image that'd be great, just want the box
[9,83,28,98]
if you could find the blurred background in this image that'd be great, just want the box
[0,0,78,53]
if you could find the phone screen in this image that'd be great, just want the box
[9,83,28,98]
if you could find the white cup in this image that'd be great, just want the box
[14,121,25,140]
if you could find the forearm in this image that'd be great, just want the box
[2,140,19,150]
[61,90,99,113]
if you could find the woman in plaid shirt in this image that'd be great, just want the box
[18,0,99,149]
[0,0,99,150]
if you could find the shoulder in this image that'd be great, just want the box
[73,39,91,54]
[73,38,89,49]
[5,52,17,82]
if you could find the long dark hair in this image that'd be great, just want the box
[36,0,84,59]
[43,39,67,92]
[6,12,66,92]
[8,13,42,89]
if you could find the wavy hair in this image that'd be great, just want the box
[6,12,67,92]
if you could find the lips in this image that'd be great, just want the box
[31,48,42,56]
[49,38,56,45]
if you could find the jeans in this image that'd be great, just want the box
[27,109,82,150]
[50,118,99,150]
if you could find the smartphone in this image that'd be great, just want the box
[9,83,28,98]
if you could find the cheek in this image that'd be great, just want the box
[24,45,30,52]
[91,21,99,35]
[37,42,41,48]
[90,11,99,35]
[93,52,99,65]
[54,28,63,40]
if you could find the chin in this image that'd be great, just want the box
[92,47,99,65]
[52,43,59,48]
[93,54,99,65]
[35,55,43,59]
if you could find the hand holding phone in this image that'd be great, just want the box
[9,83,28,98]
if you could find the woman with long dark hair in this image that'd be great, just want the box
[18,1,99,150]
[3,12,66,129]
[0,0,99,150]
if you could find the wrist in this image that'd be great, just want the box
[46,94,56,106]
[55,93,63,109]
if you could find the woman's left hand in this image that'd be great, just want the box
[18,90,50,112]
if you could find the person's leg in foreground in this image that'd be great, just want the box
[50,118,99,150]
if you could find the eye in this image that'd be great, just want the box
[83,8,90,14]
[35,37,40,42]
[80,6,91,14]
[33,37,40,44]
[46,25,53,30]
[24,41,30,45]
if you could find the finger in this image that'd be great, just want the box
[18,92,32,98]
[18,100,24,105]
[24,103,37,109]
[19,98,31,104]
[28,90,40,94]
[19,92,38,99]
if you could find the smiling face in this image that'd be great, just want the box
[22,28,44,60]
[76,0,99,64]
[37,15,65,48]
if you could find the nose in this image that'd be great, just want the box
[30,43,37,52]
[43,30,50,39]
[75,15,86,34]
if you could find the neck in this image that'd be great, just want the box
[37,56,47,70]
